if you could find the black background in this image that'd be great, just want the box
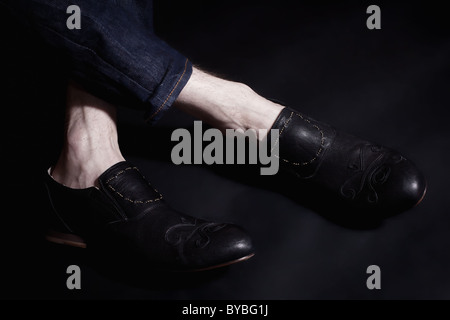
[1,0,449,300]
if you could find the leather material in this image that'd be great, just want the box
[44,161,254,271]
[271,107,426,212]
[270,108,337,179]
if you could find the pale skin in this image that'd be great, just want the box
[51,67,284,189]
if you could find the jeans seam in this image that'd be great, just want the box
[145,58,189,122]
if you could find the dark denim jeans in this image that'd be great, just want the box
[0,0,192,124]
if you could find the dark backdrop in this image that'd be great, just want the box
[1,0,449,299]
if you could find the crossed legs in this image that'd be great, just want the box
[52,67,284,188]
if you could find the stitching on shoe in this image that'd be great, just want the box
[273,111,326,166]
[105,167,163,204]
[271,111,293,153]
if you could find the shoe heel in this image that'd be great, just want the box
[45,230,87,248]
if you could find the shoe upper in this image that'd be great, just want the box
[44,161,254,270]
[271,107,426,213]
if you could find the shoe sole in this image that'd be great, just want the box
[182,253,255,273]
[45,230,255,271]
[45,230,87,249]
[414,183,427,208]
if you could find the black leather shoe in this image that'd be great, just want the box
[270,107,426,214]
[44,161,254,271]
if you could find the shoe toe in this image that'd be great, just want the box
[379,157,427,212]
[186,224,255,271]
[216,224,254,259]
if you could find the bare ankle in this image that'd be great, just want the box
[52,143,124,189]
[52,83,125,189]
[175,67,284,138]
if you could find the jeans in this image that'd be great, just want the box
[0,0,192,124]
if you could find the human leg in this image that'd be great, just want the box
[44,82,254,270]
[1,0,192,124]
[51,83,125,188]
[173,67,426,213]
[174,68,284,138]
[3,0,255,270]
